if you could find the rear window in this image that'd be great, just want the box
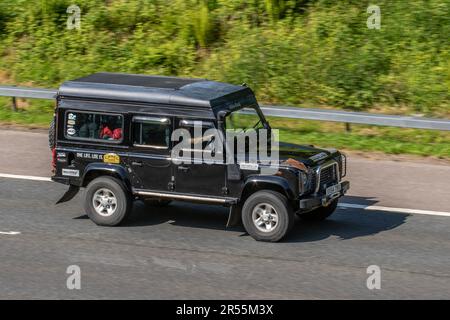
[65,111,124,143]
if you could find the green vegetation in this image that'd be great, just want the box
[0,97,54,125]
[0,0,449,157]
[230,112,450,158]
[275,119,450,158]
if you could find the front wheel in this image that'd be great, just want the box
[241,190,294,242]
[84,176,132,226]
[299,199,338,221]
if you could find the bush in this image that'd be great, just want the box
[0,0,448,116]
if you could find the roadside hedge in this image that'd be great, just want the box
[0,0,448,116]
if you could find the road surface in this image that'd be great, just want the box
[0,129,449,299]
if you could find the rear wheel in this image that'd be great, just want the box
[241,190,294,242]
[84,176,132,226]
[299,199,338,221]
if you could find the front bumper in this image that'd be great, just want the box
[299,181,350,210]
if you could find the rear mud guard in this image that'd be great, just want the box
[226,204,242,228]
[56,185,80,204]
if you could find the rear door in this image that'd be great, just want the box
[128,116,173,191]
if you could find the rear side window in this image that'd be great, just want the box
[65,111,124,143]
[132,116,171,149]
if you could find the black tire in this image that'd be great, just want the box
[48,116,56,150]
[241,190,294,242]
[143,198,172,207]
[299,199,338,221]
[84,176,132,226]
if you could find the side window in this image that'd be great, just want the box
[179,120,219,154]
[65,111,123,142]
[133,116,171,149]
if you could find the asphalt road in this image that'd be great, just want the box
[0,129,449,299]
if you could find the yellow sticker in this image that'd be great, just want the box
[103,153,120,164]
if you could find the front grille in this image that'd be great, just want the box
[308,170,316,192]
[320,165,336,188]
[312,162,339,193]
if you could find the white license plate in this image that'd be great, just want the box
[326,183,342,196]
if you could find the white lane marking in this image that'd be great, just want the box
[339,203,450,217]
[0,231,21,235]
[0,173,51,182]
[0,173,449,217]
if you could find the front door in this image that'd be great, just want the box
[128,116,173,191]
[172,119,226,196]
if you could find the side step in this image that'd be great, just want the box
[133,189,237,205]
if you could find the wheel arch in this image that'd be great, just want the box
[240,176,296,203]
[227,176,296,228]
[82,163,132,192]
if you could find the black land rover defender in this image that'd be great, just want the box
[50,72,349,242]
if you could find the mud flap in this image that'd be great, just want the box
[226,204,242,228]
[56,185,80,204]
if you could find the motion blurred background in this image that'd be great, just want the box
[0,0,449,157]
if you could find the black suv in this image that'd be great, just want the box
[50,72,349,242]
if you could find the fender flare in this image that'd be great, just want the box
[226,175,296,227]
[56,164,131,205]
[81,163,132,191]
[242,175,296,200]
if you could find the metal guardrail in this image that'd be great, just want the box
[259,105,450,131]
[1,85,449,131]
[0,86,57,100]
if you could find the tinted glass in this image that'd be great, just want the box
[65,111,123,142]
[133,121,170,148]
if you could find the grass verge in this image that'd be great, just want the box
[0,100,449,159]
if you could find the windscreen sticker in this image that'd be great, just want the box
[67,128,76,135]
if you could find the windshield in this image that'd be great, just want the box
[225,105,269,131]
[224,104,273,162]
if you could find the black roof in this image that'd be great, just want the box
[73,73,206,89]
[58,73,255,111]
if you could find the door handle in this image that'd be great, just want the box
[178,166,190,172]
[131,161,143,167]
